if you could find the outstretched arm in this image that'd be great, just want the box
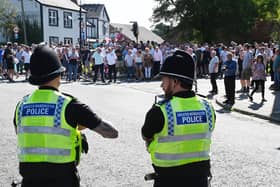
[93,120,118,138]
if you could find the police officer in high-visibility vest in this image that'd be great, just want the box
[13,45,118,187]
[142,50,215,187]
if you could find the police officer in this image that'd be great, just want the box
[13,46,118,187]
[142,50,215,187]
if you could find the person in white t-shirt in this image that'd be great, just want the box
[105,47,117,83]
[124,49,135,80]
[209,50,219,94]
[21,46,32,80]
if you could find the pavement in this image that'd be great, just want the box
[215,79,280,124]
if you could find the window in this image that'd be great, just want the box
[64,12,72,28]
[86,19,97,39]
[103,22,107,35]
[64,38,73,45]
[48,9,58,26]
[49,36,59,45]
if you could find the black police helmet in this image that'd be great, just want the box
[29,46,65,85]
[160,50,195,85]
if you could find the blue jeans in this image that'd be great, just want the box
[68,63,78,81]
[126,66,134,79]
[274,71,280,88]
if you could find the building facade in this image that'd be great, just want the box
[2,0,86,46]
[81,4,110,42]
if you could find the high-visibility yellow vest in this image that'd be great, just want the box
[15,89,81,164]
[148,96,215,167]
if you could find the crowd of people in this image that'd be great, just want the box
[1,39,279,186]
[0,40,280,103]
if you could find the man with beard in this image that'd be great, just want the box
[142,50,215,187]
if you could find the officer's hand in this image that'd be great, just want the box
[81,133,89,154]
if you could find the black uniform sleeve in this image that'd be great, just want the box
[65,98,102,129]
[13,102,21,134]
[141,105,165,139]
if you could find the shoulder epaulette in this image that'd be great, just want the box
[157,98,170,105]
[22,94,30,100]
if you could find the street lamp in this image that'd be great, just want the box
[79,0,83,50]
[20,0,27,44]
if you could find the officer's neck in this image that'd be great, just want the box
[39,77,60,90]
[172,85,189,95]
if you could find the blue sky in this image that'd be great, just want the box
[82,0,157,29]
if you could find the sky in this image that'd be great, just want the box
[82,0,157,29]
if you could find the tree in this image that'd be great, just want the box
[0,0,18,42]
[152,0,280,43]
[152,23,171,40]
[16,19,43,44]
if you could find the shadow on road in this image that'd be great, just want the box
[248,102,264,110]
[215,108,232,114]
[236,93,248,101]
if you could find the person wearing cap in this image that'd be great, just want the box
[13,46,118,187]
[142,50,215,187]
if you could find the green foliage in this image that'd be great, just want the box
[270,21,280,41]
[16,19,43,45]
[152,0,280,43]
[152,23,171,40]
[0,0,18,41]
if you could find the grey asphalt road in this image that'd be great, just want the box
[0,79,280,187]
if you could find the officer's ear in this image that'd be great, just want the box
[173,78,180,86]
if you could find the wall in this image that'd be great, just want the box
[42,6,86,46]
[97,7,109,40]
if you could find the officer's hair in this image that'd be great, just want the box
[177,78,192,90]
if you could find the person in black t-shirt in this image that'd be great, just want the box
[142,50,215,187]
[13,46,118,187]
[3,42,15,82]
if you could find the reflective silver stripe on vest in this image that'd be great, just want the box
[158,132,211,143]
[20,147,71,156]
[18,126,70,136]
[155,151,209,160]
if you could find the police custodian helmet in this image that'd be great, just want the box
[29,46,65,85]
[160,50,195,85]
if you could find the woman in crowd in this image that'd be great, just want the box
[248,55,267,102]
[134,49,144,81]
[143,47,153,80]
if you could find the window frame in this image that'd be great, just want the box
[64,37,73,45]
[63,11,73,28]
[49,36,59,45]
[48,9,58,27]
